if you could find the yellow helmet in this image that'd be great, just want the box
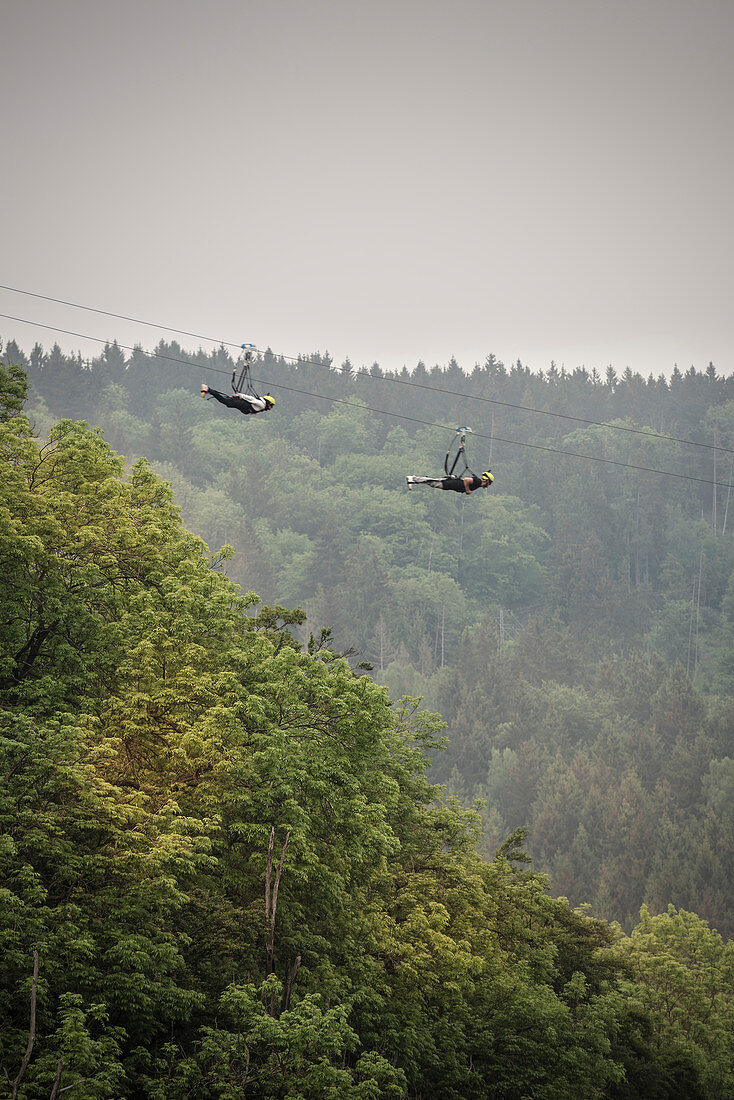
[263,394,275,408]
[482,471,494,483]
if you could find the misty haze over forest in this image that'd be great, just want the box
[2,335,734,1097]
[4,0,734,1091]
[11,336,734,926]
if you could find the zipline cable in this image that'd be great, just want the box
[0,284,232,349]
[248,374,727,488]
[0,284,728,456]
[0,311,727,488]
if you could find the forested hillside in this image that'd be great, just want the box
[10,337,734,943]
[2,350,734,1098]
[1,338,734,1095]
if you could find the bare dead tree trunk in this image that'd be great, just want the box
[687,575,696,676]
[695,550,703,675]
[265,827,290,1014]
[723,454,733,535]
[635,485,641,588]
[713,430,718,535]
[10,950,39,1100]
[283,955,302,1011]
[49,1058,64,1100]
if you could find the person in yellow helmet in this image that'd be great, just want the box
[201,384,275,415]
[406,471,494,494]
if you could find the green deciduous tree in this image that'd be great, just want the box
[619,905,734,1097]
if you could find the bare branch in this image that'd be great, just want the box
[284,955,302,1011]
[49,1058,64,1100]
[265,828,290,1002]
[11,949,39,1100]
[265,827,274,929]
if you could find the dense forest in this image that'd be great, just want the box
[2,339,734,1097]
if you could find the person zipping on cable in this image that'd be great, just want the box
[201,383,275,415]
[200,344,275,416]
[406,471,494,494]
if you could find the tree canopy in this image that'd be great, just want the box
[2,345,733,1097]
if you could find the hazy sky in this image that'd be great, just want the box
[2,0,733,379]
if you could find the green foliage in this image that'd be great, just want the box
[619,906,734,1097]
[0,343,28,419]
[168,976,408,1098]
[0,399,707,1098]
[6,340,734,1096]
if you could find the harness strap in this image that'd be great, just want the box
[232,350,260,398]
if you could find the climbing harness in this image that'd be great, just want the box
[232,344,260,396]
[445,426,477,478]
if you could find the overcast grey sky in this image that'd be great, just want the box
[2,0,732,378]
